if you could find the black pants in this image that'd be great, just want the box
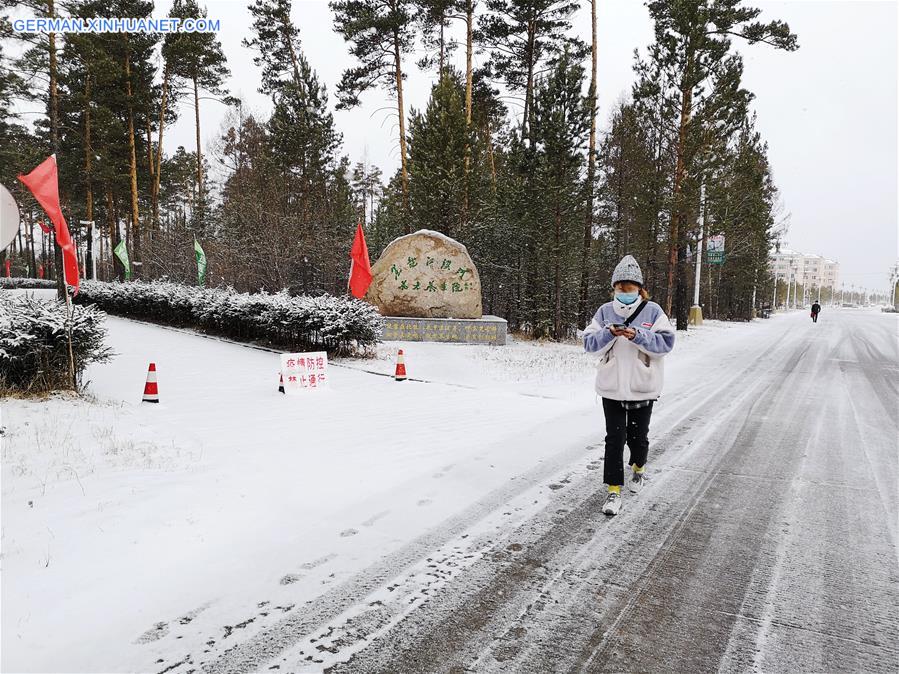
[812,312,819,322]
[602,398,654,486]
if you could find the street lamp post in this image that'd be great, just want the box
[772,270,778,310]
[786,270,793,309]
[689,183,705,326]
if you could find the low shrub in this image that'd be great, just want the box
[0,294,113,394]
[73,280,383,356]
[0,278,58,290]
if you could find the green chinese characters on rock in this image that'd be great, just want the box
[394,255,476,294]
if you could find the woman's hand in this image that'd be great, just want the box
[609,325,636,339]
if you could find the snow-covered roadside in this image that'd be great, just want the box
[335,314,754,398]
[1,291,799,672]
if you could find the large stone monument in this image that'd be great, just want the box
[365,230,506,345]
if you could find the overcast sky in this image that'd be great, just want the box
[148,1,896,292]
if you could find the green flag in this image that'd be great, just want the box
[114,240,131,280]
[194,237,207,286]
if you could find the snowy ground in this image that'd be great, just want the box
[2,292,897,673]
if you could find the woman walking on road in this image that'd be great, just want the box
[582,255,675,516]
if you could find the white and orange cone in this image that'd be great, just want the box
[142,363,159,403]
[394,349,407,381]
[278,371,285,394]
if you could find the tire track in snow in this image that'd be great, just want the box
[280,324,814,672]
[716,316,899,672]
[320,317,898,673]
[173,319,794,673]
[183,411,600,674]
[574,319,897,673]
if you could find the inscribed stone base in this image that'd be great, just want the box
[382,315,507,345]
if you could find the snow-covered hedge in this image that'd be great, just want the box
[0,294,112,394]
[0,278,58,290]
[73,281,383,356]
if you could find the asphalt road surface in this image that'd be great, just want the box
[202,309,897,674]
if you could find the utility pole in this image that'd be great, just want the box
[786,269,793,309]
[689,183,705,326]
[772,271,778,310]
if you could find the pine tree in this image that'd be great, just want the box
[350,161,383,225]
[330,0,416,220]
[4,0,67,293]
[165,0,230,230]
[243,0,349,292]
[700,116,778,320]
[595,101,670,301]
[0,31,44,279]
[577,0,598,328]
[477,0,584,144]
[530,52,590,338]
[415,0,461,75]
[640,0,797,328]
[407,71,470,239]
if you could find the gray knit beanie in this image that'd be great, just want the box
[611,255,644,287]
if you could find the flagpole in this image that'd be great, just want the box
[347,259,354,294]
[60,259,76,388]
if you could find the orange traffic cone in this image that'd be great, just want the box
[394,349,407,381]
[278,371,285,394]
[142,363,159,403]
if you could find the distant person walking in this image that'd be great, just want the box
[811,301,821,322]
[582,255,675,516]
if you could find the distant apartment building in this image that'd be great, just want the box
[770,247,840,289]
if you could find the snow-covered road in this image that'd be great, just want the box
[323,309,899,674]
[2,299,897,673]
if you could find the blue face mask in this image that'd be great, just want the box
[615,292,640,305]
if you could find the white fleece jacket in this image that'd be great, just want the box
[582,299,675,400]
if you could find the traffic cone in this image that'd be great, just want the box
[142,363,159,403]
[394,349,407,381]
[278,371,285,394]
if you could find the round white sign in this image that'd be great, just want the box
[0,184,22,252]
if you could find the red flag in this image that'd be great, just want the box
[4,259,10,278]
[18,155,79,293]
[37,220,51,234]
[348,222,372,299]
